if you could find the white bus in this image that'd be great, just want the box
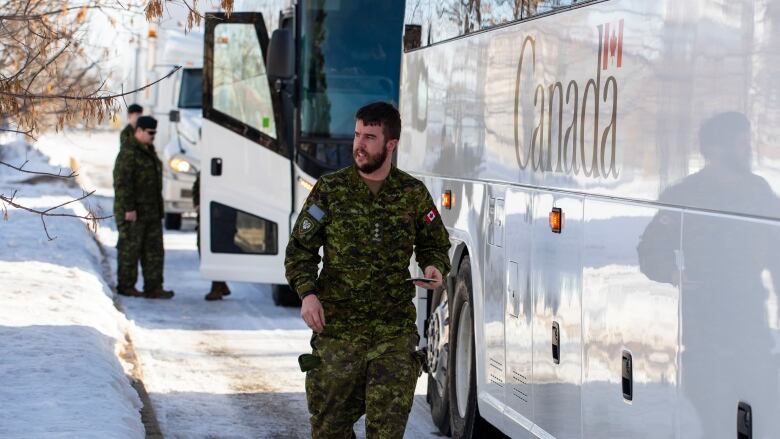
[198,1,405,305]
[401,0,780,438]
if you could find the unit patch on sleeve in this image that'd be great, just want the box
[424,207,439,225]
[295,203,325,237]
[296,215,318,237]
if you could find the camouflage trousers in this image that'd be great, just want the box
[306,332,420,439]
[116,219,164,292]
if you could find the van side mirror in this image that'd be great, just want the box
[169,109,181,122]
[267,29,294,81]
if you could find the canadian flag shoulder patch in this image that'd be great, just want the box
[424,207,439,225]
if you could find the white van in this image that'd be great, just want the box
[147,29,204,229]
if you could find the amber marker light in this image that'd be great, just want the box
[549,207,563,233]
[298,176,315,192]
[442,190,452,210]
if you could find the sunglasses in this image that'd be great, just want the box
[146,130,157,136]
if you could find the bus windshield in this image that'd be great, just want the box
[178,68,203,109]
[299,0,404,139]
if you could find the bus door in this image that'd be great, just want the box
[200,12,290,284]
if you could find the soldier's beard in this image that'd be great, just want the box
[354,144,388,174]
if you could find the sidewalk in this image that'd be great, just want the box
[0,140,144,438]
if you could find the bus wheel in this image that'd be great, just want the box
[164,212,182,230]
[271,284,301,307]
[447,256,484,438]
[426,286,451,435]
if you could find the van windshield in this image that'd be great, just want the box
[299,0,404,139]
[178,68,203,109]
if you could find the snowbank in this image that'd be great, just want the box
[0,141,144,438]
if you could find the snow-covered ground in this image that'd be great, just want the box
[2,130,442,438]
[0,139,144,438]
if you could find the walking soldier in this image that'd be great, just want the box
[285,102,451,438]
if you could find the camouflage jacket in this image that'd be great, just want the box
[285,166,451,338]
[113,136,164,222]
[119,124,133,149]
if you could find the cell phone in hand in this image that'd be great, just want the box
[406,277,436,283]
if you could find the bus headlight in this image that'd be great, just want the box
[169,156,197,175]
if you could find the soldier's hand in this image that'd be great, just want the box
[414,266,443,290]
[124,211,137,222]
[301,295,325,333]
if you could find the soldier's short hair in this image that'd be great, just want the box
[127,104,143,115]
[699,111,749,158]
[355,102,401,141]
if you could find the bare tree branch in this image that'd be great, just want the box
[0,3,134,21]
[0,159,77,179]
[0,126,35,136]
[1,65,180,101]
[1,190,110,240]
[26,41,71,90]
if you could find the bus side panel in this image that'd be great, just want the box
[678,212,780,438]
[484,185,508,408]
[582,200,680,438]
[503,188,535,436]
[531,194,583,438]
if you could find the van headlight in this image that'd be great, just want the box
[169,156,197,175]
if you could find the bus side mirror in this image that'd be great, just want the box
[403,24,422,51]
[267,29,294,81]
[169,109,181,122]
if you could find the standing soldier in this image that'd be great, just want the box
[285,102,451,438]
[120,104,143,149]
[113,116,175,299]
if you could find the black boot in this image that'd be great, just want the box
[144,288,174,299]
[117,286,143,297]
[204,281,230,301]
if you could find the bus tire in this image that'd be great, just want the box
[164,212,182,230]
[426,286,451,436]
[447,256,485,438]
[271,284,301,307]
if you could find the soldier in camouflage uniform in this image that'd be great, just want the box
[119,104,143,150]
[113,116,174,299]
[285,102,451,438]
